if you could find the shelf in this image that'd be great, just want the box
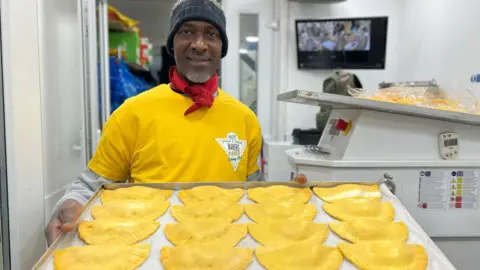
[278,90,480,126]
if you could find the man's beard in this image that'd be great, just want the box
[184,71,213,83]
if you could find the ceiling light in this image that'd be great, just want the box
[245,36,259,43]
[239,49,248,54]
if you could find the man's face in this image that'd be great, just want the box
[173,21,222,83]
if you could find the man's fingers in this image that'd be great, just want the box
[45,229,58,246]
[58,201,84,225]
[59,209,80,224]
[44,200,84,247]
[61,222,78,232]
[45,218,62,247]
[60,209,82,232]
[46,234,57,247]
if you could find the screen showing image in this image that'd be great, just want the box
[295,17,388,70]
[297,20,371,52]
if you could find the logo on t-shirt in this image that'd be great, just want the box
[216,133,247,171]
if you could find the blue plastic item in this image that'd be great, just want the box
[109,56,152,113]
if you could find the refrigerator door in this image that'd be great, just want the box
[80,0,100,160]
[38,0,88,221]
[98,0,111,129]
[38,0,111,223]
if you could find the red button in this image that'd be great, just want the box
[336,119,349,131]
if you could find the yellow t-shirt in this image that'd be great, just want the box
[88,84,262,183]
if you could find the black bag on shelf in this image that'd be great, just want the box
[292,128,323,146]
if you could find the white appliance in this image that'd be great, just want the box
[262,140,298,181]
[278,89,480,268]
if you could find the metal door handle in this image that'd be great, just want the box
[72,144,82,151]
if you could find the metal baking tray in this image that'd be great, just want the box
[33,181,455,270]
[278,90,480,126]
[379,79,438,89]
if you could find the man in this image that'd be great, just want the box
[45,0,305,246]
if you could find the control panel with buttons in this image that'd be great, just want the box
[439,132,459,160]
[327,119,353,136]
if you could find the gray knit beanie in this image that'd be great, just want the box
[167,0,228,58]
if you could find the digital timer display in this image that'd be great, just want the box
[444,138,458,147]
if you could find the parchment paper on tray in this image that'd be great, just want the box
[32,182,456,270]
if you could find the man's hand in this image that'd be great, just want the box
[45,199,84,246]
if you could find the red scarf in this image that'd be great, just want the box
[169,66,218,115]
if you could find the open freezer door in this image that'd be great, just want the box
[80,0,111,160]
[97,0,111,126]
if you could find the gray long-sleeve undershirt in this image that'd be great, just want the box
[53,168,265,213]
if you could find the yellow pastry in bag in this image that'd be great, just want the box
[248,220,328,245]
[313,184,381,202]
[178,185,244,205]
[171,200,244,223]
[78,219,160,245]
[339,242,428,270]
[164,219,248,246]
[161,245,253,270]
[101,186,173,203]
[247,185,312,204]
[323,198,395,221]
[54,243,150,270]
[91,198,170,220]
[244,202,317,223]
[255,242,343,270]
[329,219,409,243]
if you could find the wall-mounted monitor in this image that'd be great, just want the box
[295,16,388,70]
